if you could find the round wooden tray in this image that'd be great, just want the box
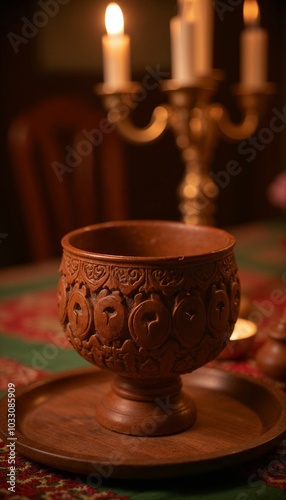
[0,366,286,479]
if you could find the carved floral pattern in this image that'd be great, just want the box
[112,267,145,295]
[192,262,217,283]
[149,269,185,295]
[59,249,240,377]
[61,256,80,284]
[219,255,237,278]
[82,263,109,291]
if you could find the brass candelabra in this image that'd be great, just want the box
[96,72,274,225]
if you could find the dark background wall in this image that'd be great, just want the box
[1,0,285,266]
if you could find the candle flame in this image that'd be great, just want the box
[105,3,124,36]
[243,0,260,27]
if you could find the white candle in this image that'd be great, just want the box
[170,0,196,85]
[240,0,268,89]
[193,0,214,77]
[102,3,131,87]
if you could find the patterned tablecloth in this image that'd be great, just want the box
[0,220,285,499]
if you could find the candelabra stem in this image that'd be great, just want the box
[177,145,218,225]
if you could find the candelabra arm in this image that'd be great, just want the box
[108,105,170,144]
[209,84,275,142]
[209,104,259,141]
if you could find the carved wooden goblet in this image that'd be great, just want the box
[58,221,240,436]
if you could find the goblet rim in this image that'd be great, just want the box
[61,219,236,265]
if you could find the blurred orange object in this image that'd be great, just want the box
[217,318,257,360]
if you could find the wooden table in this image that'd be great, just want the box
[0,220,285,499]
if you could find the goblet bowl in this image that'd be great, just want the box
[58,220,240,436]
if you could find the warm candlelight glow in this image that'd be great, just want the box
[179,0,195,20]
[105,3,124,36]
[243,0,260,27]
[240,0,267,88]
[217,318,257,359]
[102,2,130,86]
[230,318,257,341]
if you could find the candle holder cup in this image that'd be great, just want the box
[217,318,257,360]
[58,220,240,436]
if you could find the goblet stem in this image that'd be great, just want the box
[95,374,197,436]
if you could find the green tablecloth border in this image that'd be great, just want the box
[0,276,58,300]
[0,332,89,396]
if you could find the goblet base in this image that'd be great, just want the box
[95,374,197,436]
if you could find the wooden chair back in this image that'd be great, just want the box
[8,96,128,261]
